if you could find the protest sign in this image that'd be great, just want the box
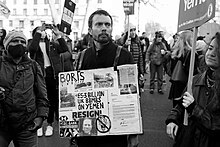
[0,2,10,18]
[177,0,216,125]
[123,0,135,15]
[60,0,76,35]
[59,64,143,137]
[177,0,216,32]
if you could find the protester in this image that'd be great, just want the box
[145,31,168,94]
[168,30,199,107]
[71,9,138,147]
[140,32,150,73]
[28,23,69,137]
[0,31,49,146]
[196,37,208,73]
[166,32,220,147]
[116,23,144,91]
[169,33,180,50]
[81,32,93,50]
[158,30,170,51]
[0,28,6,56]
[60,34,74,71]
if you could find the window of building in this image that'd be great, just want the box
[56,9,60,14]
[24,0,27,4]
[34,9,37,15]
[73,21,79,28]
[55,0,59,4]
[44,0,49,4]
[73,32,78,40]
[75,0,79,3]
[13,0,16,4]
[34,0,37,4]
[30,20,34,26]
[13,9,16,15]
[19,20,24,29]
[0,20,3,28]
[23,9,27,15]
[97,0,102,3]
[74,8,78,15]
[44,9,48,15]
[9,20,13,27]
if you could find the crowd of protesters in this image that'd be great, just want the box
[0,7,220,147]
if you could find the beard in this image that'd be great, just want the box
[95,33,110,44]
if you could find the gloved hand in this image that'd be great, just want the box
[28,117,44,132]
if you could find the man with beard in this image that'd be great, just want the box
[71,10,138,147]
[0,31,49,146]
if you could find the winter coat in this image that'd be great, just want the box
[76,40,135,147]
[146,41,167,65]
[28,32,68,78]
[80,41,134,70]
[0,54,49,131]
[166,70,220,147]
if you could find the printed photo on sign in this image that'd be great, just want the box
[60,87,76,108]
[78,117,97,136]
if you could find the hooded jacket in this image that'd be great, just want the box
[0,54,49,131]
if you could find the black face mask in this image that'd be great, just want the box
[8,44,26,59]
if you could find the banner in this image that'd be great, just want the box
[60,0,76,35]
[123,0,135,15]
[59,64,143,137]
[177,0,216,32]
[0,2,10,18]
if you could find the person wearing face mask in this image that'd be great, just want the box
[165,32,220,147]
[28,23,69,137]
[0,31,49,147]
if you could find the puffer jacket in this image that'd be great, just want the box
[0,54,49,131]
[28,32,68,78]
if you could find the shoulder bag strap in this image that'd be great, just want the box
[113,45,122,70]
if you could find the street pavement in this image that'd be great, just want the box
[9,73,174,147]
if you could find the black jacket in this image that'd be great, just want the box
[28,32,68,78]
[0,54,49,131]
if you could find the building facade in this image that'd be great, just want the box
[0,0,124,40]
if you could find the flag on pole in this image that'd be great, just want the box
[0,2,10,18]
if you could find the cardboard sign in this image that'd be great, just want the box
[177,0,216,32]
[123,0,135,15]
[59,64,143,137]
[60,0,76,35]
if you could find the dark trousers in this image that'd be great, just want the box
[0,127,37,147]
[45,67,59,125]
[149,63,163,90]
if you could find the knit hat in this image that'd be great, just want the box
[4,31,27,49]
[124,23,136,33]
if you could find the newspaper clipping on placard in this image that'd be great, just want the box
[58,64,143,137]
